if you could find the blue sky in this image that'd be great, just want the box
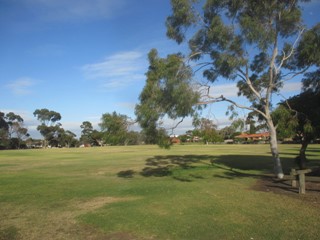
[1,0,320,138]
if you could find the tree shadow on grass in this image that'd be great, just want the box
[141,155,209,178]
[117,154,270,180]
[118,154,294,180]
[117,153,320,196]
[117,170,136,178]
[118,155,320,188]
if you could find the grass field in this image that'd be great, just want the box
[0,144,319,240]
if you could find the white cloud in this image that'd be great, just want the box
[82,51,147,91]
[282,81,302,92]
[6,77,36,95]
[24,0,126,22]
[207,83,239,98]
[202,80,302,99]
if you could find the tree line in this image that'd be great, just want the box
[0,109,145,149]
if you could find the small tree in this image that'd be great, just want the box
[99,111,131,146]
[193,117,222,144]
[57,129,78,148]
[273,90,320,169]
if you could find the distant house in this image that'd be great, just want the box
[80,143,92,148]
[170,136,181,144]
[235,132,270,142]
[224,139,234,144]
[192,136,201,142]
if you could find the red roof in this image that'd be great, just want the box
[235,132,270,139]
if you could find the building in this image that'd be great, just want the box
[235,132,270,143]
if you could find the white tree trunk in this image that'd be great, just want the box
[267,119,284,179]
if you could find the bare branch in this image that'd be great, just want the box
[167,117,185,135]
[279,67,309,82]
[276,28,305,72]
[192,62,212,74]
[196,95,267,119]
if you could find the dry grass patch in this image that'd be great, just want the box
[0,196,141,240]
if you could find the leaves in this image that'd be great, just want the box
[136,49,200,144]
[99,111,130,145]
[33,108,61,126]
[166,0,198,44]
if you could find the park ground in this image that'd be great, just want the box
[0,144,319,240]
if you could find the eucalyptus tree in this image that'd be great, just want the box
[80,121,94,145]
[0,112,9,148]
[0,112,29,149]
[5,112,24,139]
[136,0,317,178]
[60,130,78,148]
[33,108,62,148]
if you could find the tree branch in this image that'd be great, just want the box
[236,66,262,101]
[197,95,267,119]
[276,28,305,72]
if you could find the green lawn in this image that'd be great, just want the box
[0,144,319,239]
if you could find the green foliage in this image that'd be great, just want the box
[273,90,320,168]
[164,0,311,113]
[293,23,320,94]
[296,23,320,67]
[302,69,320,94]
[135,49,200,145]
[99,111,130,145]
[33,108,61,126]
[272,105,298,140]
[284,90,320,139]
[0,111,29,149]
[33,108,62,147]
[193,117,223,143]
[166,0,198,44]
[80,121,101,146]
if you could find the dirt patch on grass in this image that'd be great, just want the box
[74,196,140,212]
[252,176,320,205]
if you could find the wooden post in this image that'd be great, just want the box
[290,169,297,188]
[290,169,312,194]
[299,172,306,194]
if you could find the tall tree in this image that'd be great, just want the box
[137,0,316,178]
[33,108,62,148]
[80,121,94,145]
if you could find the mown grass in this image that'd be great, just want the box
[0,144,319,239]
